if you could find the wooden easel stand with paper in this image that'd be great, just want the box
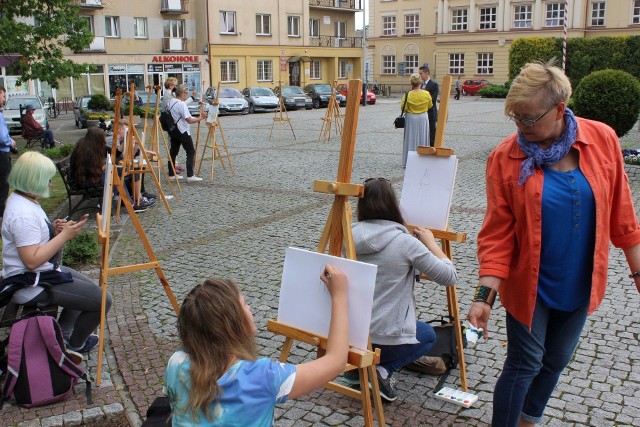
[319,80,343,142]
[270,80,296,141]
[267,81,386,427]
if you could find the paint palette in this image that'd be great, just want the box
[434,387,478,408]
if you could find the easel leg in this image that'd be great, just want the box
[216,123,235,175]
[197,125,213,177]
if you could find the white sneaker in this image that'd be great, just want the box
[186,175,203,182]
[169,175,184,180]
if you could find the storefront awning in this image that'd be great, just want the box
[0,55,21,68]
[288,56,312,63]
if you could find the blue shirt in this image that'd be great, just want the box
[164,350,297,426]
[0,112,11,152]
[538,167,595,310]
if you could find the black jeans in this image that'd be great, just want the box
[167,130,195,177]
[0,151,11,217]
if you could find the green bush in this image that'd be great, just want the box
[572,69,640,137]
[479,85,509,98]
[63,231,100,266]
[87,94,111,111]
[43,144,74,159]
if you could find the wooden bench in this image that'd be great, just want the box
[56,156,103,219]
[0,302,59,328]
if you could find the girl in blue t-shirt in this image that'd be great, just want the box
[164,265,349,426]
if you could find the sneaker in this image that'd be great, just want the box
[169,175,184,180]
[405,356,448,376]
[66,349,84,364]
[341,369,360,385]
[133,199,153,213]
[71,334,99,354]
[186,175,203,182]
[140,196,156,207]
[142,192,157,200]
[371,370,398,402]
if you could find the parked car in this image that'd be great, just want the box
[273,86,312,110]
[303,84,347,109]
[137,93,158,108]
[336,83,376,105]
[73,95,93,128]
[203,87,249,115]
[461,79,493,96]
[242,87,279,113]
[4,95,48,134]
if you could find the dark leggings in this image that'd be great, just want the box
[26,266,112,349]
[168,130,195,177]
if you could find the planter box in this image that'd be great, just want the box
[86,119,100,128]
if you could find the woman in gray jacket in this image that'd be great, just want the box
[349,178,458,401]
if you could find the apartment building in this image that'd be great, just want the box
[207,0,363,90]
[369,0,640,93]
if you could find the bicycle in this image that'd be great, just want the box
[46,97,58,118]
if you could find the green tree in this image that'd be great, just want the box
[0,0,94,88]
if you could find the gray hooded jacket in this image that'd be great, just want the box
[352,219,458,345]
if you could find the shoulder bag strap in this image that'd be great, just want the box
[401,92,409,115]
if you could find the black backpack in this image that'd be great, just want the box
[159,102,177,133]
[425,316,468,390]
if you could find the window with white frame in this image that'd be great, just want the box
[164,19,185,38]
[634,0,640,24]
[134,17,147,38]
[477,53,494,74]
[338,60,348,78]
[310,19,320,37]
[220,11,236,34]
[479,7,497,30]
[257,60,272,81]
[105,16,120,38]
[80,16,94,35]
[256,14,271,35]
[335,21,347,38]
[545,2,565,27]
[405,14,419,34]
[449,53,464,74]
[591,2,606,26]
[404,54,418,74]
[288,16,300,37]
[382,55,396,75]
[310,60,321,79]
[514,4,533,28]
[451,9,468,31]
[382,15,396,36]
[220,60,238,82]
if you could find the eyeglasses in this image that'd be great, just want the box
[508,104,557,128]
[364,177,390,185]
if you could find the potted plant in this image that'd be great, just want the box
[86,112,113,128]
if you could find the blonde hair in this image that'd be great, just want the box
[9,152,56,197]
[164,77,178,89]
[410,73,422,87]
[174,84,188,97]
[505,59,572,115]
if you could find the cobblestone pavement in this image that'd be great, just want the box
[5,96,640,426]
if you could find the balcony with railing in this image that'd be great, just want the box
[162,37,189,52]
[309,0,362,11]
[77,36,106,53]
[75,0,104,8]
[161,0,189,14]
[309,36,363,48]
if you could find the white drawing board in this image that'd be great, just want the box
[399,151,458,231]
[100,155,113,233]
[206,104,219,123]
[277,247,377,350]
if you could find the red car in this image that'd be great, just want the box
[461,79,493,96]
[336,83,377,105]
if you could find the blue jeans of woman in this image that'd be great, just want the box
[492,300,588,426]
[373,321,436,374]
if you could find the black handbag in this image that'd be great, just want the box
[394,92,409,129]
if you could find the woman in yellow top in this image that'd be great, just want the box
[401,73,433,167]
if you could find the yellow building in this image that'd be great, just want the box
[369,0,640,94]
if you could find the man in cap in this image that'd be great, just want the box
[22,104,57,148]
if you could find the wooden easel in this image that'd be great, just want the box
[270,81,296,141]
[95,90,180,386]
[405,75,469,391]
[196,82,235,180]
[319,80,343,142]
[267,80,385,427]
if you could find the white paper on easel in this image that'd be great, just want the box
[399,151,458,230]
[101,155,113,233]
[277,247,377,350]
[206,104,219,123]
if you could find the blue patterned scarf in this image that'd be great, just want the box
[517,107,578,185]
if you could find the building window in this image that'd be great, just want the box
[220,11,236,34]
[382,55,396,75]
[257,60,272,82]
[449,53,464,74]
[164,19,185,38]
[405,14,419,34]
[514,4,533,28]
[310,19,320,37]
[335,21,347,38]
[310,60,321,79]
[634,0,640,24]
[288,16,300,37]
[133,17,148,39]
[105,16,120,38]
[545,2,565,27]
[256,14,271,35]
[80,15,94,35]
[591,2,606,26]
[479,7,497,30]
[477,53,494,74]
[220,60,238,82]
[382,15,396,36]
[404,54,418,74]
[451,9,468,31]
[338,60,348,78]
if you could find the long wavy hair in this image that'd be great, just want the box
[357,178,405,225]
[70,127,106,185]
[177,278,257,421]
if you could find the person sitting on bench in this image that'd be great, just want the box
[22,105,57,149]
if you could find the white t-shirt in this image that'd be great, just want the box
[1,192,55,303]
[167,98,192,135]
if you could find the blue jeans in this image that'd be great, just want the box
[373,321,436,374]
[492,300,588,426]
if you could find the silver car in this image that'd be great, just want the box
[3,95,48,134]
[242,87,279,113]
[203,87,249,115]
